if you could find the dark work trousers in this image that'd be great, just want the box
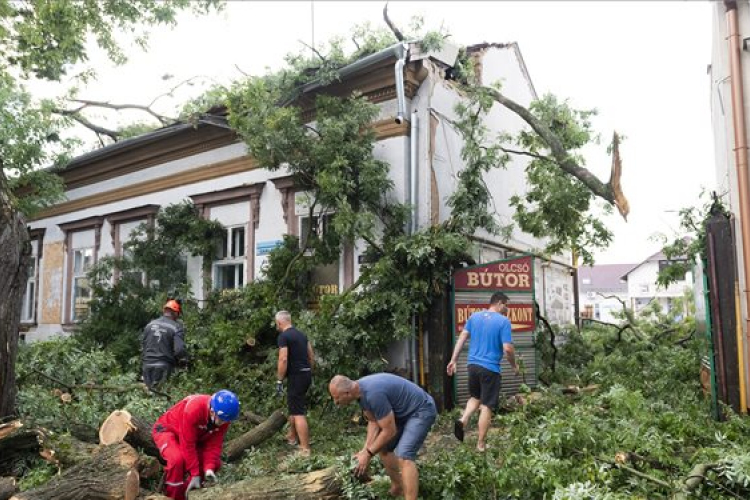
[143,363,173,389]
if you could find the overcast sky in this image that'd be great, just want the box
[42,1,714,266]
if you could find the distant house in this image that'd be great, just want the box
[578,264,634,323]
[621,250,692,315]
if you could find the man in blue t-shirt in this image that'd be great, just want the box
[447,291,519,451]
[329,373,436,500]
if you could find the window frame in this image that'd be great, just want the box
[20,228,45,325]
[59,216,103,325]
[212,225,247,291]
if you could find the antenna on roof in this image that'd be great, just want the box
[311,0,315,61]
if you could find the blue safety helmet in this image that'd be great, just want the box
[210,390,240,422]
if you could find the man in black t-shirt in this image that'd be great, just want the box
[276,310,314,455]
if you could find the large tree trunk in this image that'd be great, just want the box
[224,409,286,462]
[189,467,342,500]
[100,408,286,464]
[10,443,151,500]
[0,420,97,474]
[0,170,30,419]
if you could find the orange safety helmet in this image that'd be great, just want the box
[164,299,181,315]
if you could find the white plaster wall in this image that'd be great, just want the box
[29,131,410,331]
[423,48,571,263]
[626,261,692,303]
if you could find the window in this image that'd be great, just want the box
[299,213,332,252]
[299,212,339,308]
[639,284,650,293]
[21,257,37,323]
[658,259,687,281]
[213,226,246,290]
[72,247,94,321]
[120,245,146,286]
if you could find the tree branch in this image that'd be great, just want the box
[298,40,327,62]
[481,87,630,220]
[595,292,643,337]
[52,107,120,142]
[498,146,551,161]
[535,301,557,374]
[383,2,405,41]
[68,99,172,125]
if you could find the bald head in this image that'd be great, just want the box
[275,310,292,332]
[329,375,358,406]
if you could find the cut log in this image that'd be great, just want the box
[189,466,342,499]
[10,443,151,500]
[225,409,286,462]
[0,477,17,500]
[100,410,160,459]
[241,411,266,425]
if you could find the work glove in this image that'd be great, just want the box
[205,469,217,482]
[276,380,284,398]
[186,476,201,492]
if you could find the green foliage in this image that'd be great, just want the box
[16,337,170,430]
[0,0,221,81]
[17,458,57,491]
[0,72,69,216]
[76,202,223,367]
[447,87,511,235]
[116,121,159,139]
[1,0,220,214]
[656,191,727,287]
[510,95,613,264]
[229,87,400,247]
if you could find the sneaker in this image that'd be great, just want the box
[453,420,465,442]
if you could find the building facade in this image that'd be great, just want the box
[578,264,633,323]
[22,41,574,375]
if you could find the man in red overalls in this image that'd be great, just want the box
[152,390,240,499]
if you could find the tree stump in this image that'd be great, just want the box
[0,477,17,500]
[10,443,150,500]
[100,410,160,459]
[189,466,341,499]
[225,409,286,462]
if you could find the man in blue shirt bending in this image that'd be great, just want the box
[329,373,436,500]
[447,291,519,451]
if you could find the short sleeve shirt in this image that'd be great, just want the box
[358,373,432,422]
[278,327,311,374]
[465,310,512,374]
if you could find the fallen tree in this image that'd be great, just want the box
[225,409,286,462]
[0,420,96,474]
[189,466,342,500]
[99,408,287,463]
[10,443,154,500]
